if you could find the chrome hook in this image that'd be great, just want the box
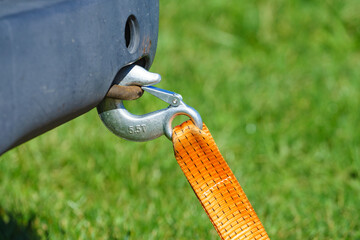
[97,65,202,141]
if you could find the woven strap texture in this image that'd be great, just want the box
[172,120,269,240]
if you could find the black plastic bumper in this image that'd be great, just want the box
[0,0,159,154]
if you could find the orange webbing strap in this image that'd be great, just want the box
[172,120,269,240]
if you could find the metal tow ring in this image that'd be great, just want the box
[97,65,202,141]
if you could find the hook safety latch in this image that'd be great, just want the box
[97,65,202,141]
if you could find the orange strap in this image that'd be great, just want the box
[172,120,269,240]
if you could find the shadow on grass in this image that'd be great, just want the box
[0,208,41,240]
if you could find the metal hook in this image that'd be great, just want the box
[97,65,202,141]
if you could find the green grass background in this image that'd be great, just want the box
[1,0,360,239]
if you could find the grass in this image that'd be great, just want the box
[1,0,360,239]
